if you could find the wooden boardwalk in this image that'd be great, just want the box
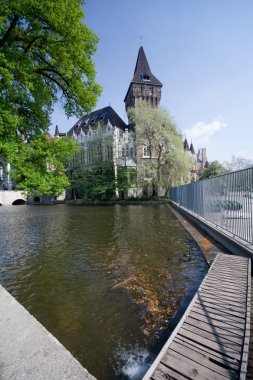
[143,253,251,380]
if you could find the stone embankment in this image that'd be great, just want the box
[0,285,96,380]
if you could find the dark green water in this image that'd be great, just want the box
[0,205,207,379]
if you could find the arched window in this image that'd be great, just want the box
[130,147,134,158]
[122,147,125,158]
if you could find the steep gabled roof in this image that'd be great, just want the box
[190,142,196,155]
[67,106,127,136]
[183,138,190,151]
[124,46,162,102]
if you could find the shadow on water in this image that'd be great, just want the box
[0,205,208,380]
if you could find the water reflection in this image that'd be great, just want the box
[0,205,207,380]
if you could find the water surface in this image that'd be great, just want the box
[0,205,207,379]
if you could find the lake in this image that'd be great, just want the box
[0,204,207,379]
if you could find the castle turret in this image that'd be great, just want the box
[124,46,162,111]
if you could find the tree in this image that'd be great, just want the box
[0,0,101,193]
[127,100,192,196]
[223,155,253,173]
[199,160,224,180]
[0,0,101,138]
[5,135,78,196]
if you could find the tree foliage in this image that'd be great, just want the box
[199,160,224,180]
[128,100,192,196]
[0,0,101,140]
[0,0,101,194]
[5,135,78,196]
[223,155,253,173]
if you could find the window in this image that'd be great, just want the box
[143,147,151,157]
[130,147,134,158]
[126,145,129,158]
[141,74,150,81]
[122,147,125,157]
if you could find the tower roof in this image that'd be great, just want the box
[124,46,162,102]
[54,125,59,136]
[132,46,162,86]
[190,142,196,155]
[183,138,190,151]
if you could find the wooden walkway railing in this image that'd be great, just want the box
[143,253,251,380]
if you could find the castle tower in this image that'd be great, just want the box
[124,46,162,111]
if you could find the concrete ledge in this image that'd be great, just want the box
[170,201,253,259]
[0,285,96,380]
[67,200,169,206]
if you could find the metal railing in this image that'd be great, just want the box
[170,167,253,245]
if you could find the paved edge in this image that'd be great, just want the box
[0,284,96,380]
[167,204,228,265]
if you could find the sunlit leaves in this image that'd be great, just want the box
[128,100,192,194]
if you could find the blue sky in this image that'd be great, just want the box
[51,0,253,162]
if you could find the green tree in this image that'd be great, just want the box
[0,0,101,194]
[0,0,101,138]
[5,135,78,196]
[128,100,192,196]
[200,160,224,180]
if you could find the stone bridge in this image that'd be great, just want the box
[0,191,27,206]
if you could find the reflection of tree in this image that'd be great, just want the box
[97,206,206,337]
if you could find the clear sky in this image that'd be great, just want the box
[51,0,253,163]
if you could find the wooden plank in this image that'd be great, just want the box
[203,278,247,290]
[174,336,239,370]
[200,288,246,302]
[205,276,247,285]
[185,317,244,345]
[189,311,244,335]
[169,341,238,379]
[203,275,247,286]
[143,253,250,380]
[197,293,246,311]
[195,299,245,318]
[199,289,247,308]
[151,363,189,380]
[193,302,245,323]
[178,328,241,361]
[200,284,244,297]
[182,322,242,352]
[203,278,247,288]
[161,349,230,380]
[190,308,245,330]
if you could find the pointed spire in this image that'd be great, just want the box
[132,46,162,86]
[54,125,59,136]
[190,142,196,155]
[183,138,190,151]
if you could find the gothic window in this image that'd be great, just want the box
[126,145,129,157]
[122,147,125,157]
[130,147,134,158]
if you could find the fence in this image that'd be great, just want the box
[170,167,253,245]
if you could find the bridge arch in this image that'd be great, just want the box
[12,199,27,205]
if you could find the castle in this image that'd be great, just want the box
[55,46,208,198]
